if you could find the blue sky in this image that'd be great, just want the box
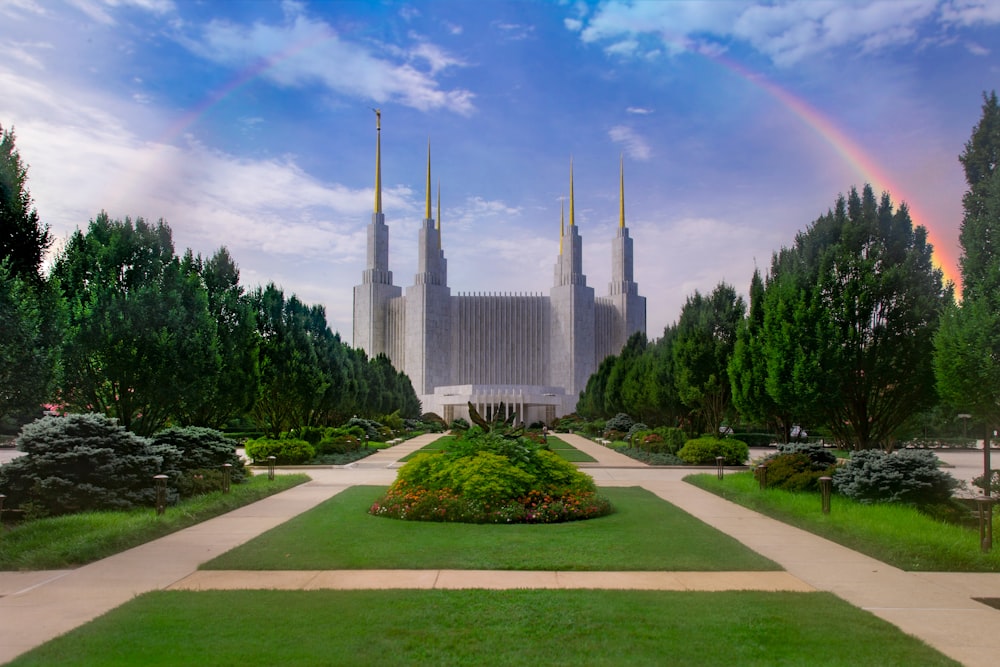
[2,1,998,342]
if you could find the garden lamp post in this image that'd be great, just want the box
[222,463,232,494]
[153,475,168,515]
[267,455,276,481]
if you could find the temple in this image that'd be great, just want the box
[353,113,645,424]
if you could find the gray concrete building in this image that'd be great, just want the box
[353,115,645,424]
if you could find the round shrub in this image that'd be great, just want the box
[832,449,957,507]
[604,413,634,434]
[759,452,836,492]
[678,437,749,465]
[0,413,174,516]
[775,442,837,467]
[370,430,611,523]
[244,437,315,465]
[151,426,246,490]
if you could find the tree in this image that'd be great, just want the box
[0,124,51,283]
[174,248,260,428]
[0,261,63,419]
[673,282,745,436]
[251,284,328,437]
[768,186,947,450]
[935,90,1000,491]
[53,214,219,436]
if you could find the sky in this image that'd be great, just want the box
[2,0,999,343]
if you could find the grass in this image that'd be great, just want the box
[399,434,596,463]
[687,471,1000,572]
[7,589,959,666]
[0,474,309,570]
[544,435,597,462]
[203,485,778,571]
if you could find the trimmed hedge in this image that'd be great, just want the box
[678,437,749,465]
[244,437,315,465]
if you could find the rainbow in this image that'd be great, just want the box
[714,55,960,291]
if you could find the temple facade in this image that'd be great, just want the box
[353,115,645,424]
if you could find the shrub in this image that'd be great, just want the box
[151,426,246,490]
[972,469,1000,494]
[833,449,957,507]
[244,437,315,465]
[345,417,384,441]
[604,413,634,434]
[371,429,610,523]
[775,442,838,467]
[634,427,686,454]
[450,417,470,431]
[0,413,173,516]
[678,437,749,465]
[759,452,836,492]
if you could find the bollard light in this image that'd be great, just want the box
[716,456,724,480]
[153,475,168,515]
[222,463,232,494]
[977,497,994,553]
[0,493,5,525]
[819,476,833,514]
[267,455,276,481]
[757,462,768,490]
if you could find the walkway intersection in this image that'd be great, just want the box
[0,432,999,666]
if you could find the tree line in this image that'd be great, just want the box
[1,126,419,437]
[579,92,1000,451]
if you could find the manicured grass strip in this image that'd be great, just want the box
[203,485,778,571]
[398,435,456,461]
[399,434,596,463]
[687,472,1000,572]
[544,435,596,462]
[0,474,309,571]
[8,589,958,667]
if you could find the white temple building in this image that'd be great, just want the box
[353,114,645,424]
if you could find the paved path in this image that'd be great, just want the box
[2,432,1000,666]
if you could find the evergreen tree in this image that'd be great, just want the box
[935,91,1000,489]
[0,124,51,283]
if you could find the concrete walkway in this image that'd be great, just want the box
[2,433,1000,666]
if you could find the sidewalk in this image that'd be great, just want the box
[2,433,1000,666]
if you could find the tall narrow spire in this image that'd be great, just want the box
[436,180,442,248]
[569,158,575,227]
[559,198,565,255]
[425,139,432,220]
[619,153,625,229]
[374,109,382,214]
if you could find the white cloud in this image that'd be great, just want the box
[609,125,651,161]
[571,0,987,67]
[941,0,1000,26]
[626,106,653,115]
[182,12,475,114]
[966,41,990,55]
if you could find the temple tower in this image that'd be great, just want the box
[608,155,646,349]
[550,160,596,402]
[404,141,452,394]
[353,109,401,359]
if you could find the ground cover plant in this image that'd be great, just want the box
[8,589,958,667]
[0,474,308,570]
[203,485,777,571]
[371,427,610,523]
[400,434,595,463]
[688,472,1000,572]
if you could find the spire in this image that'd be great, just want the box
[569,157,575,227]
[559,198,565,255]
[425,139,432,220]
[373,109,382,214]
[436,180,442,248]
[619,153,625,229]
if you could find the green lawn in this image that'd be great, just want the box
[7,589,958,667]
[399,434,596,463]
[687,471,1000,572]
[202,485,778,571]
[0,474,309,570]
